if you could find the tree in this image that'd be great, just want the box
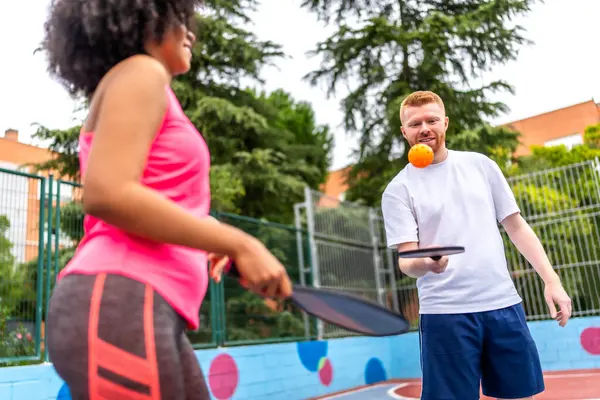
[174,7,334,221]
[27,0,333,344]
[515,143,600,175]
[28,125,81,181]
[301,0,535,206]
[584,122,600,149]
[31,2,333,224]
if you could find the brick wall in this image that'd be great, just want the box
[1,316,599,400]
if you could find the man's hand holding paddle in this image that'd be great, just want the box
[424,253,449,274]
[396,244,464,278]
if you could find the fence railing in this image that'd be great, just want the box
[0,170,319,365]
[294,187,399,339]
[3,158,600,365]
[0,167,46,365]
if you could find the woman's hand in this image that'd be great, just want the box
[208,252,230,283]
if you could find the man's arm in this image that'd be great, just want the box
[501,213,559,284]
[397,242,426,278]
[481,155,572,326]
[381,183,424,277]
[501,212,572,326]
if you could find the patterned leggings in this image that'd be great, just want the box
[46,273,210,400]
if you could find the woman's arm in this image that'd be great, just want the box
[82,55,258,258]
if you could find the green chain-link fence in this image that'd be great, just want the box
[0,169,317,365]
[0,167,46,365]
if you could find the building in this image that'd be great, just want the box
[321,99,600,201]
[505,99,600,157]
[0,129,71,263]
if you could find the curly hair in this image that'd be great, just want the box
[42,0,201,98]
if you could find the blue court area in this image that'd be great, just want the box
[1,317,600,399]
[316,382,416,399]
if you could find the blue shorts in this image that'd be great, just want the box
[419,303,544,400]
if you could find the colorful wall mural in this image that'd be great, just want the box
[0,316,598,400]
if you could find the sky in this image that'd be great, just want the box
[0,0,599,171]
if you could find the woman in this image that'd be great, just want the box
[42,0,293,398]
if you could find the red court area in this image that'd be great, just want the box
[313,369,600,400]
[391,369,600,400]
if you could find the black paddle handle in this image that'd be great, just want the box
[431,255,442,261]
[224,261,241,278]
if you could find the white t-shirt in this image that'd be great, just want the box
[381,149,522,314]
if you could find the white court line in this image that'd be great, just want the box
[387,383,417,400]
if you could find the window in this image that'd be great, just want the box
[544,133,583,149]
[0,162,29,263]
[339,191,346,202]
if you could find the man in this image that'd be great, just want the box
[381,90,572,400]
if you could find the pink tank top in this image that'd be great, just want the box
[58,85,210,330]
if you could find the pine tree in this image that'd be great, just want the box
[301,0,533,205]
[32,0,333,223]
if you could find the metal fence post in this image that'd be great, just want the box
[44,175,54,362]
[294,202,311,339]
[304,186,323,340]
[385,248,400,313]
[368,208,385,306]
[34,177,46,360]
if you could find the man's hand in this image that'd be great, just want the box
[424,256,449,274]
[397,243,450,278]
[544,280,572,327]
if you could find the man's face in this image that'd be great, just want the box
[400,102,449,153]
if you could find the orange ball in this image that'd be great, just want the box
[408,143,434,168]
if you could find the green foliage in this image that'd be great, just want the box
[25,2,332,338]
[209,165,246,213]
[0,216,15,269]
[515,144,600,174]
[301,0,535,206]
[0,217,27,321]
[31,3,333,225]
[0,216,37,362]
[213,212,312,343]
[447,125,521,172]
[504,170,600,318]
[29,124,81,180]
[584,123,600,148]
[58,201,85,243]
[502,143,600,317]
[0,321,35,361]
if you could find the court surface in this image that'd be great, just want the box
[313,369,600,400]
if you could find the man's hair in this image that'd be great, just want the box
[399,91,445,122]
[41,0,202,99]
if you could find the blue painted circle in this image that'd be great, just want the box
[297,340,328,372]
[364,357,387,384]
[56,383,71,400]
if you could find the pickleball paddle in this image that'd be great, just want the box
[397,245,465,261]
[224,262,410,337]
